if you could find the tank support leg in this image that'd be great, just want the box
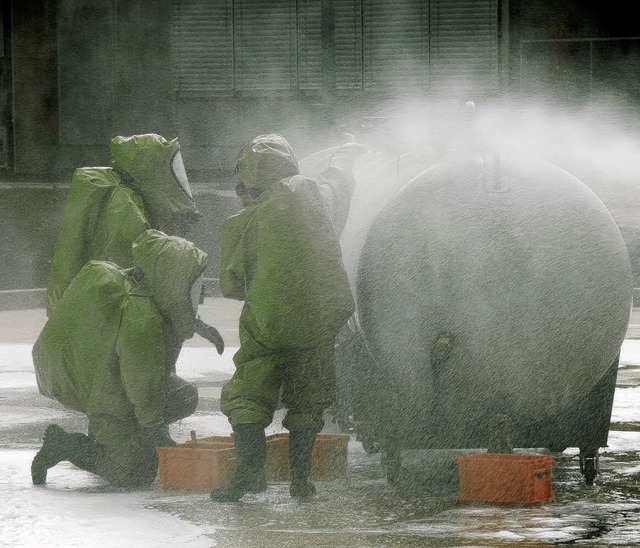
[579,447,599,485]
[381,445,402,485]
[486,414,514,453]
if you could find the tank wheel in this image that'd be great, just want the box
[381,447,402,485]
[579,447,599,485]
[361,438,380,454]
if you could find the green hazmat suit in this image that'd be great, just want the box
[46,134,200,316]
[219,133,355,432]
[33,229,207,487]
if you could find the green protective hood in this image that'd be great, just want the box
[110,134,200,234]
[235,133,299,193]
[221,175,355,348]
[35,260,135,413]
[132,229,208,340]
[46,167,148,316]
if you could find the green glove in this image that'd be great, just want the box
[194,317,225,355]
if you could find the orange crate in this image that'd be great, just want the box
[157,444,236,491]
[265,433,350,482]
[456,453,554,505]
[186,435,235,448]
[157,433,350,490]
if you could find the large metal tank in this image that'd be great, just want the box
[338,153,633,484]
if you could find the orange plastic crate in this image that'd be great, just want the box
[157,444,236,491]
[310,434,350,480]
[185,435,236,448]
[157,433,349,490]
[264,433,350,482]
[456,453,554,505]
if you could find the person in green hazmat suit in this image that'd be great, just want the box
[46,133,223,352]
[210,134,355,502]
[31,229,208,489]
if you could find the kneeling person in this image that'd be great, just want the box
[31,229,208,489]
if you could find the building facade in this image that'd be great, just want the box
[1,0,638,293]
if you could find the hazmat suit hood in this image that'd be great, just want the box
[132,229,208,340]
[235,133,299,196]
[110,134,201,235]
[46,166,148,316]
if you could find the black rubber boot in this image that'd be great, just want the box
[210,424,267,502]
[289,430,317,497]
[31,424,98,485]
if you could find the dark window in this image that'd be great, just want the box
[172,0,499,97]
[173,0,323,96]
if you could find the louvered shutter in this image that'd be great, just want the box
[335,0,364,92]
[234,0,297,93]
[363,0,429,91]
[429,0,499,92]
[172,0,234,94]
[298,0,323,92]
[171,1,500,96]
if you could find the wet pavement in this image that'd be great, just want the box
[3,300,640,546]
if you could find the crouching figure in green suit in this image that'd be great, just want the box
[210,134,355,502]
[32,229,208,489]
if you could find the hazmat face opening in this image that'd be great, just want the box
[189,274,204,315]
[171,149,193,199]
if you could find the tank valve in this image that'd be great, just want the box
[430,332,454,366]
